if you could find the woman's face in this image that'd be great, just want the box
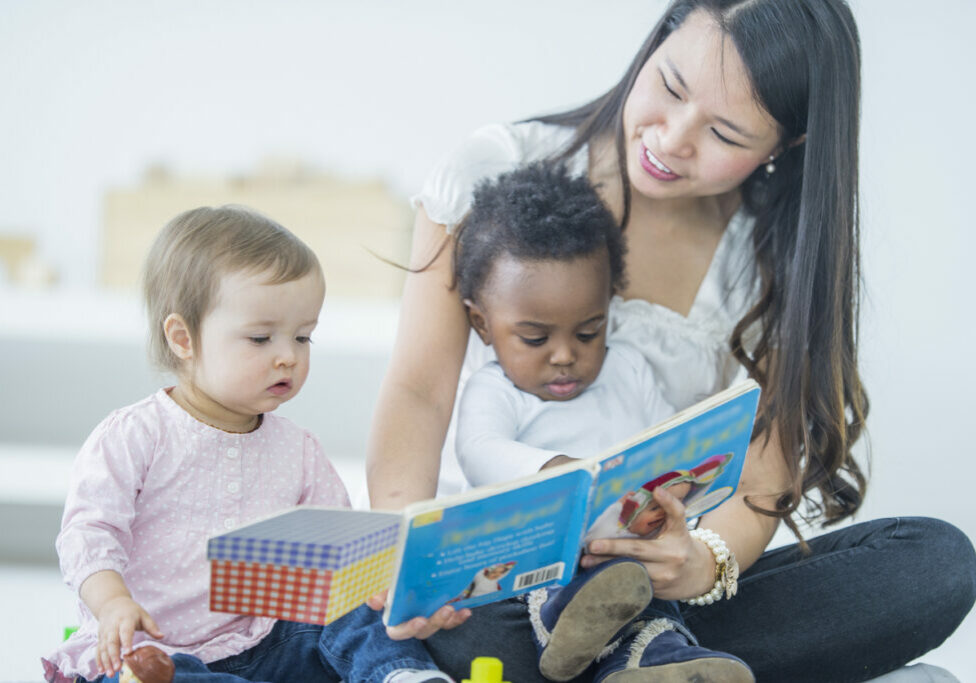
[622,9,783,203]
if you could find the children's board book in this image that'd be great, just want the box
[207,379,760,627]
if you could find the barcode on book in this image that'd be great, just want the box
[514,562,565,590]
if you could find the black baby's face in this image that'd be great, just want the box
[474,253,611,402]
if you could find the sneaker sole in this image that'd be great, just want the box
[601,657,755,683]
[539,562,652,681]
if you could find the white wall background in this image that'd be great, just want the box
[1,0,974,680]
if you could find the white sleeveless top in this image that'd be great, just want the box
[414,121,762,496]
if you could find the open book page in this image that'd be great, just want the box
[584,380,760,544]
[384,460,598,625]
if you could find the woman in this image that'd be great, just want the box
[366,0,976,680]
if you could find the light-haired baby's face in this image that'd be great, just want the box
[183,268,324,431]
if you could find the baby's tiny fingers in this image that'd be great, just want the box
[120,619,136,654]
[95,647,108,675]
[106,626,126,671]
[99,640,120,677]
[143,613,165,639]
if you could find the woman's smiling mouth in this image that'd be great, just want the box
[640,144,681,181]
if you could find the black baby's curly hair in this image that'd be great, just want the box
[452,161,626,302]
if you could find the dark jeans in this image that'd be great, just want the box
[427,517,976,683]
[85,604,437,683]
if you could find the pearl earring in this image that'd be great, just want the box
[765,155,776,175]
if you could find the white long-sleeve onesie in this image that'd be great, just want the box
[455,344,673,488]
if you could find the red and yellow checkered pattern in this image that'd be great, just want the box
[209,545,397,625]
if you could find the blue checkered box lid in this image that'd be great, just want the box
[207,507,402,571]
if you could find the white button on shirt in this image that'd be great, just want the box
[226,447,239,459]
[227,482,240,493]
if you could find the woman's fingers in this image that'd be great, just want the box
[579,552,614,569]
[443,606,472,629]
[385,605,472,640]
[654,486,689,536]
[582,488,692,573]
[412,605,470,638]
[588,536,659,561]
[385,615,430,641]
[366,589,389,612]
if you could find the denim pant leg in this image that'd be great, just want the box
[319,604,440,683]
[82,621,340,683]
[203,620,340,682]
[427,598,550,683]
[682,517,976,683]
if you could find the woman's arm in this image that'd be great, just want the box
[584,421,792,600]
[366,206,471,510]
[365,207,478,638]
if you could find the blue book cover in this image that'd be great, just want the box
[384,462,598,625]
[383,380,760,625]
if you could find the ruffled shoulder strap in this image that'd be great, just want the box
[412,121,580,233]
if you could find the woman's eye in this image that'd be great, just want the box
[711,128,742,147]
[249,336,270,344]
[660,72,680,100]
[520,336,547,347]
[296,336,312,344]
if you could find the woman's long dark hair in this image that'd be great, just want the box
[535,0,869,538]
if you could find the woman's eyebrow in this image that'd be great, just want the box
[665,58,757,140]
[715,115,757,139]
[665,58,691,92]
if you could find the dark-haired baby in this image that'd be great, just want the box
[452,162,752,682]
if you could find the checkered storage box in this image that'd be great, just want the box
[208,507,401,625]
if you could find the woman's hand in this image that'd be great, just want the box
[94,595,164,676]
[366,590,472,640]
[385,605,473,640]
[581,486,717,600]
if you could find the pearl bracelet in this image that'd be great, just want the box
[680,528,737,606]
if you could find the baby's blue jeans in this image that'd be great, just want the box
[84,604,436,683]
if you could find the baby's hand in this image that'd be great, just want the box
[96,596,164,677]
[540,454,577,470]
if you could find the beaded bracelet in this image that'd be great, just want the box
[680,528,738,606]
